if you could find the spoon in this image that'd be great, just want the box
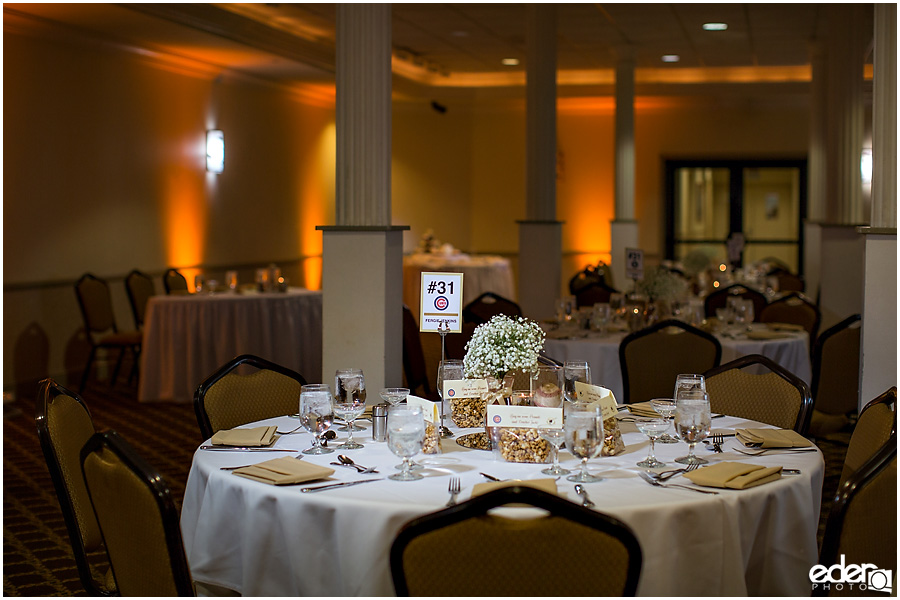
[574,484,595,508]
[337,454,378,474]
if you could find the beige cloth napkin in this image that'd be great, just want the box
[684,461,782,489]
[746,329,794,340]
[766,322,805,332]
[627,402,661,418]
[233,457,335,485]
[736,428,812,448]
[210,425,278,447]
[472,478,558,498]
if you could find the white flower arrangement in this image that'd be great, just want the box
[634,266,689,302]
[463,314,545,379]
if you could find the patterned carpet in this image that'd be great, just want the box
[3,373,852,596]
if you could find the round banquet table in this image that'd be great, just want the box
[402,252,516,310]
[138,288,322,403]
[180,414,824,597]
[542,327,811,404]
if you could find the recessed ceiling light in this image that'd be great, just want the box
[661,54,680,63]
[501,58,520,66]
[702,22,728,31]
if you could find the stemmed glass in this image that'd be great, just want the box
[380,388,409,406]
[436,359,464,438]
[299,384,334,455]
[539,426,570,476]
[335,369,367,433]
[532,364,563,408]
[564,403,604,483]
[674,390,712,465]
[674,374,706,399]
[635,417,669,468]
[650,398,678,444]
[387,405,425,481]
[563,361,591,404]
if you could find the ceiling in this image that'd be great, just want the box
[5,3,874,91]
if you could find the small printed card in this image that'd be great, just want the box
[574,382,619,421]
[486,405,563,429]
[405,394,438,424]
[443,379,489,399]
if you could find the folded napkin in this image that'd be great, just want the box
[627,402,661,418]
[472,478,558,498]
[766,322,805,332]
[210,425,278,447]
[736,428,812,448]
[233,457,335,486]
[746,329,794,340]
[684,461,782,489]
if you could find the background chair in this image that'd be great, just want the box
[619,320,722,405]
[759,292,821,344]
[402,305,438,401]
[703,284,768,321]
[194,354,308,440]
[74,273,143,393]
[808,314,861,437]
[462,292,522,326]
[575,280,618,308]
[390,485,642,597]
[838,388,896,489]
[704,354,813,434]
[124,269,156,329]
[816,435,896,597]
[569,262,615,296]
[80,430,194,596]
[163,268,188,294]
[769,269,805,293]
[35,378,116,596]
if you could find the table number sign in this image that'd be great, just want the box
[443,379,488,399]
[419,272,464,333]
[625,248,644,281]
[486,405,563,429]
[406,394,438,424]
[574,381,619,420]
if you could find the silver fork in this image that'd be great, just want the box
[655,462,700,481]
[639,471,719,495]
[446,477,461,507]
[711,433,725,453]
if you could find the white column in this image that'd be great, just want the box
[518,4,562,319]
[320,4,405,396]
[611,47,638,290]
[871,3,897,230]
[804,43,827,299]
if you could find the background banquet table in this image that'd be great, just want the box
[138,288,322,403]
[543,328,811,403]
[402,252,516,309]
[181,413,824,597]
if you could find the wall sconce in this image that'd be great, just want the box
[206,129,224,173]
[861,148,873,185]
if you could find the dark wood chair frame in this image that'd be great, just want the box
[810,313,861,406]
[703,283,768,321]
[461,292,522,325]
[163,268,188,294]
[124,269,155,328]
[762,291,822,345]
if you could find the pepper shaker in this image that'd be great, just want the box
[372,403,388,442]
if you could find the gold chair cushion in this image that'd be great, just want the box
[204,369,303,434]
[707,369,802,430]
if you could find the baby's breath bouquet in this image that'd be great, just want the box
[634,266,689,302]
[463,315,545,380]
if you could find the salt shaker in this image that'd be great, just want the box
[372,403,388,442]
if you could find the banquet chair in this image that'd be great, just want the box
[402,305,438,401]
[703,284,767,321]
[462,292,522,325]
[508,354,566,391]
[74,273,143,393]
[194,354,308,440]
[163,268,188,294]
[35,378,117,596]
[390,485,642,597]
[80,430,194,596]
[838,388,896,489]
[808,315,861,437]
[770,269,805,293]
[575,280,618,308]
[816,434,896,597]
[704,354,813,434]
[759,292,821,344]
[619,320,721,405]
[124,269,156,328]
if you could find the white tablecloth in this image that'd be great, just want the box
[403,253,516,309]
[543,329,811,403]
[138,288,322,403]
[181,414,824,596]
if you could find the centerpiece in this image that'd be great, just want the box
[633,266,689,324]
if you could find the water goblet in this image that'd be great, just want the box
[635,417,669,468]
[563,361,591,404]
[532,364,563,408]
[194,274,205,294]
[564,403,604,483]
[673,373,706,399]
[226,270,239,292]
[299,384,334,455]
[333,383,366,450]
[741,299,755,324]
[387,405,425,481]
[674,390,712,465]
[436,359,464,437]
[379,387,409,406]
[539,426,570,476]
[591,303,611,334]
[650,398,678,444]
[335,368,367,432]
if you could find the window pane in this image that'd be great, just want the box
[674,168,730,241]
[742,168,800,242]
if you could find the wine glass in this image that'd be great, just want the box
[635,417,669,468]
[335,369,367,432]
[539,426,570,476]
[436,359,464,438]
[650,398,678,444]
[591,303,611,334]
[387,405,425,481]
[532,364,563,408]
[741,299,755,324]
[674,373,706,399]
[333,378,367,450]
[563,360,591,404]
[674,390,712,465]
[379,388,409,406]
[299,384,334,455]
[226,270,239,292]
[564,403,604,483]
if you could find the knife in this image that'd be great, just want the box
[299,479,383,493]
[479,472,503,482]
[199,445,299,452]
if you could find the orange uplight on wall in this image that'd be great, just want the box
[162,165,207,282]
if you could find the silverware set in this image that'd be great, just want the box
[652,463,700,481]
[574,484,595,507]
[710,433,725,453]
[446,477,461,506]
[639,471,718,495]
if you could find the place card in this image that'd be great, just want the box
[443,378,488,399]
[406,394,438,424]
[486,405,563,429]
[574,382,619,420]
